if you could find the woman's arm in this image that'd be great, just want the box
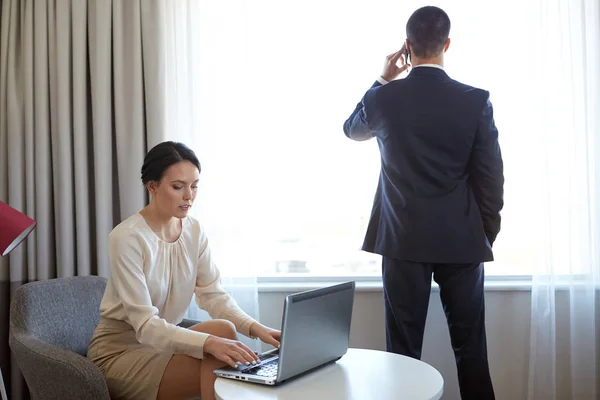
[193,230,257,337]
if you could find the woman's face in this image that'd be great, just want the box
[147,161,200,219]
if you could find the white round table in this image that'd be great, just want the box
[215,348,444,400]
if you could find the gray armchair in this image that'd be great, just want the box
[9,276,200,400]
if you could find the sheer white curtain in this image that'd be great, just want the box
[527,0,600,398]
[161,0,600,382]
[157,0,595,280]
[163,1,261,350]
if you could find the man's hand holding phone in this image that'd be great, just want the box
[381,43,411,82]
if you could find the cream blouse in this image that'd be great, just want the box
[99,213,256,359]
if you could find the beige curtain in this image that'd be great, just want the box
[0,0,167,398]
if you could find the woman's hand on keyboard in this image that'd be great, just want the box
[204,335,260,368]
[249,323,281,349]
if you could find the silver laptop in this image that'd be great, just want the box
[214,281,355,386]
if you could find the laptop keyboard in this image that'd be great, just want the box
[245,360,278,377]
[258,352,277,361]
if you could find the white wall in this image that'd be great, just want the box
[257,289,532,400]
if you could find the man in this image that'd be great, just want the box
[343,6,503,400]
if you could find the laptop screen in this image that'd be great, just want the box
[276,281,355,382]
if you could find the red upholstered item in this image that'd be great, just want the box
[0,201,36,256]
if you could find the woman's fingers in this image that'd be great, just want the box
[220,354,237,369]
[238,342,260,364]
[263,335,280,348]
[225,342,260,366]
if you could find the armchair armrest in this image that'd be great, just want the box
[178,318,201,329]
[9,332,110,400]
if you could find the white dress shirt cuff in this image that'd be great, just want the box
[172,326,210,359]
[377,76,389,85]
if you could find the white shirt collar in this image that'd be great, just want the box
[376,63,445,85]
[413,64,444,70]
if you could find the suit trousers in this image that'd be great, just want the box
[382,258,495,400]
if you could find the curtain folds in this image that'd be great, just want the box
[0,1,168,398]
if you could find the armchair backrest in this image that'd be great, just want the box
[10,276,107,355]
[9,276,110,400]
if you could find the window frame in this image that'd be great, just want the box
[256,273,535,293]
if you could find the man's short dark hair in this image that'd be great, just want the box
[406,6,451,59]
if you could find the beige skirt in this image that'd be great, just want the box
[87,317,174,400]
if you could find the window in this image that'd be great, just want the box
[170,0,585,278]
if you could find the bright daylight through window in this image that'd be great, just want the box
[172,0,565,279]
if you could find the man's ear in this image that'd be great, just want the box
[405,39,412,56]
[444,38,451,53]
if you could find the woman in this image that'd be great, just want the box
[88,141,281,400]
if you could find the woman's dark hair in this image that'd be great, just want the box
[406,6,451,59]
[141,141,201,184]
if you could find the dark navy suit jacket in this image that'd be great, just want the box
[344,66,504,263]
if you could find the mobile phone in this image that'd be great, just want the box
[404,48,410,64]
